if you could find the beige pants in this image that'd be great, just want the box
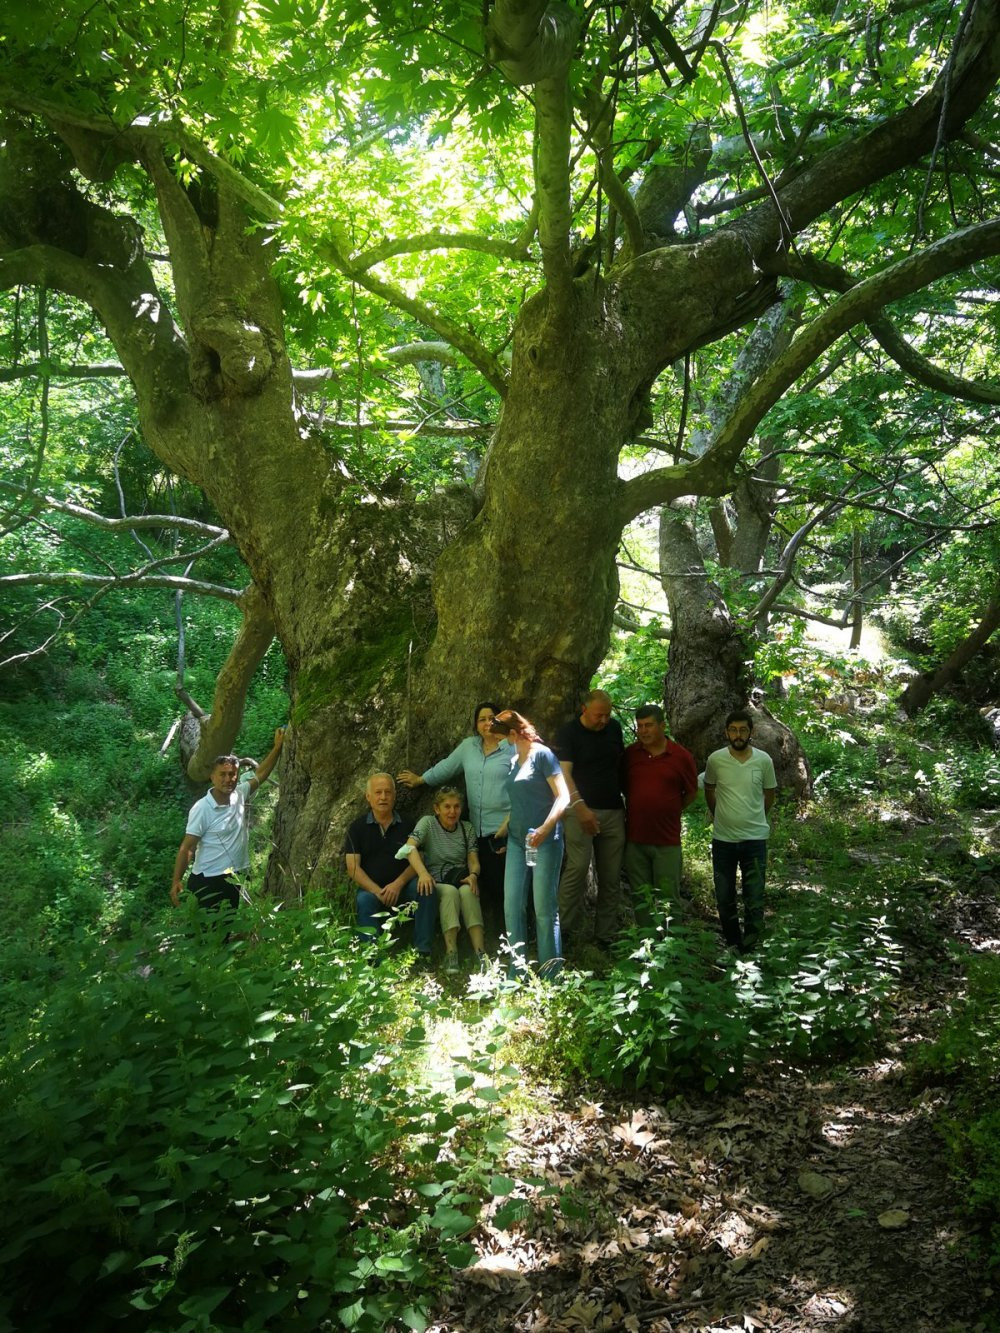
[438,881,484,934]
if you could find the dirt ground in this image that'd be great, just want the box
[430,977,994,1332]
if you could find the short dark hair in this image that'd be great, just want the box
[211,754,239,769]
[725,709,753,730]
[635,704,664,723]
[473,701,501,732]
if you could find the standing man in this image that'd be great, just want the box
[343,772,436,964]
[554,688,626,951]
[171,726,286,915]
[704,710,778,950]
[623,704,698,929]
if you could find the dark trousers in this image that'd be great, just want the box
[711,839,767,947]
[188,871,241,913]
[477,834,507,947]
[356,884,437,955]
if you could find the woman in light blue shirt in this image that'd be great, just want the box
[399,701,511,935]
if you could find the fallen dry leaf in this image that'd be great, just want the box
[877,1207,911,1229]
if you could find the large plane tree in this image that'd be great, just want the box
[2,0,1000,891]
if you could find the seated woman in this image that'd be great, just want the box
[398,701,511,944]
[399,786,486,973]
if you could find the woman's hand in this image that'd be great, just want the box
[397,770,423,788]
[528,823,551,847]
[462,871,479,896]
[417,870,436,895]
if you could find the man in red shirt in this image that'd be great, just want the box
[624,705,698,929]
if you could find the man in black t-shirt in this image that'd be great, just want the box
[553,689,625,950]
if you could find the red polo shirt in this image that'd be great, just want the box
[625,740,698,845]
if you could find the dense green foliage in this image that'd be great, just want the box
[542,912,900,1093]
[0,580,286,968]
[0,911,512,1333]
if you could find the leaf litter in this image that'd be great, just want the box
[430,991,989,1332]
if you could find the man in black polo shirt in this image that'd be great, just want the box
[343,772,436,960]
[554,689,626,951]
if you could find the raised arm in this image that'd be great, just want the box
[249,726,286,792]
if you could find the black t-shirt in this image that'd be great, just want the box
[553,716,625,809]
[342,811,414,887]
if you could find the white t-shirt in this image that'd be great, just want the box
[704,746,777,842]
[186,773,254,876]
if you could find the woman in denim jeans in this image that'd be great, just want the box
[490,710,570,979]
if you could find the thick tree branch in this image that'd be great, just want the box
[487,1,581,300]
[729,0,1000,256]
[350,230,532,271]
[0,84,283,220]
[323,241,508,395]
[183,584,277,780]
[903,579,1000,715]
[0,484,230,541]
[770,251,1000,404]
[617,219,1000,524]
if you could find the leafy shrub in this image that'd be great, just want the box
[0,908,506,1332]
[913,953,1000,1274]
[540,912,900,1093]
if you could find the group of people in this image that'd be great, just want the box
[170,696,778,972]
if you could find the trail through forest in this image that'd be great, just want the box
[432,884,1000,1332]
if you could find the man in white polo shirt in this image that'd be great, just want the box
[170,727,285,915]
[703,710,777,951]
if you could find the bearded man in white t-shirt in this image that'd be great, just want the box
[703,711,777,951]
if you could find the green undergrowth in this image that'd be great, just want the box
[910,950,1000,1280]
[516,907,901,1094]
[0,906,517,1333]
[0,604,287,960]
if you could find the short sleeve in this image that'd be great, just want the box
[185,801,208,838]
[539,746,561,780]
[704,753,718,785]
[342,816,364,857]
[411,815,434,845]
[552,723,575,764]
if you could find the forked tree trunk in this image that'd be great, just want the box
[659,503,812,795]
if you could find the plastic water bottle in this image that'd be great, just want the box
[525,830,538,867]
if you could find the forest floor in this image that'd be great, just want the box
[430,870,1000,1332]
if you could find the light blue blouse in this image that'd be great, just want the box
[422,735,512,837]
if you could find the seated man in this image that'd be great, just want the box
[343,771,436,962]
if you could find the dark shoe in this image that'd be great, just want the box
[410,952,434,974]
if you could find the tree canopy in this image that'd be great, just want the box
[3,0,1000,885]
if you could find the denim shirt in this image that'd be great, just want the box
[422,735,512,837]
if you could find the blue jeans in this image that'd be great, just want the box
[504,834,563,979]
[356,884,436,955]
[711,839,767,947]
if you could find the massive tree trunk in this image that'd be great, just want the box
[5,0,1000,888]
